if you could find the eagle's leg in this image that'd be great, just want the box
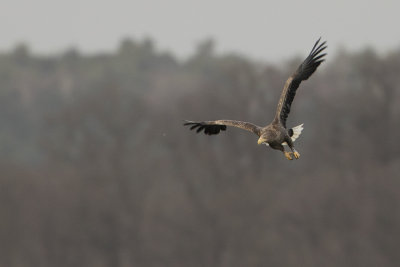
[281,145,293,160]
[292,150,300,159]
[286,137,300,159]
[284,151,293,160]
[272,143,292,160]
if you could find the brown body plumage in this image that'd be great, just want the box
[184,38,327,160]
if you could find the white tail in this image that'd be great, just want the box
[282,123,304,146]
[290,123,304,142]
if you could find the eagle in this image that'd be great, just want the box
[184,38,327,160]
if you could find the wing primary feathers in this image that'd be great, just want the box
[183,121,227,135]
[183,120,261,136]
[310,37,322,53]
[274,38,327,127]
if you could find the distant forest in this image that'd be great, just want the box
[0,38,399,267]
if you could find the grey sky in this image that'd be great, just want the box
[1,0,399,62]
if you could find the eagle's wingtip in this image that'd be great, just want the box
[183,120,194,126]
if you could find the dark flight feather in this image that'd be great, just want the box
[184,120,261,136]
[274,38,327,127]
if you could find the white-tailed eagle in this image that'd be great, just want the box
[184,38,327,160]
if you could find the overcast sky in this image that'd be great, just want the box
[1,0,399,62]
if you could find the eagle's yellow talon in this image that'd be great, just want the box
[284,152,293,160]
[293,151,300,159]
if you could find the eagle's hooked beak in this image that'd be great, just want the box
[257,137,266,145]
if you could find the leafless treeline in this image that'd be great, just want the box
[0,39,399,266]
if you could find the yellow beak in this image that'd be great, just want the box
[257,138,266,145]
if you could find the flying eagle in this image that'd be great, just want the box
[184,38,327,160]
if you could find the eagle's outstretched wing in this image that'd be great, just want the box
[274,38,327,128]
[184,120,261,136]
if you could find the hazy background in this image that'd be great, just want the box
[1,1,400,267]
[1,0,400,61]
